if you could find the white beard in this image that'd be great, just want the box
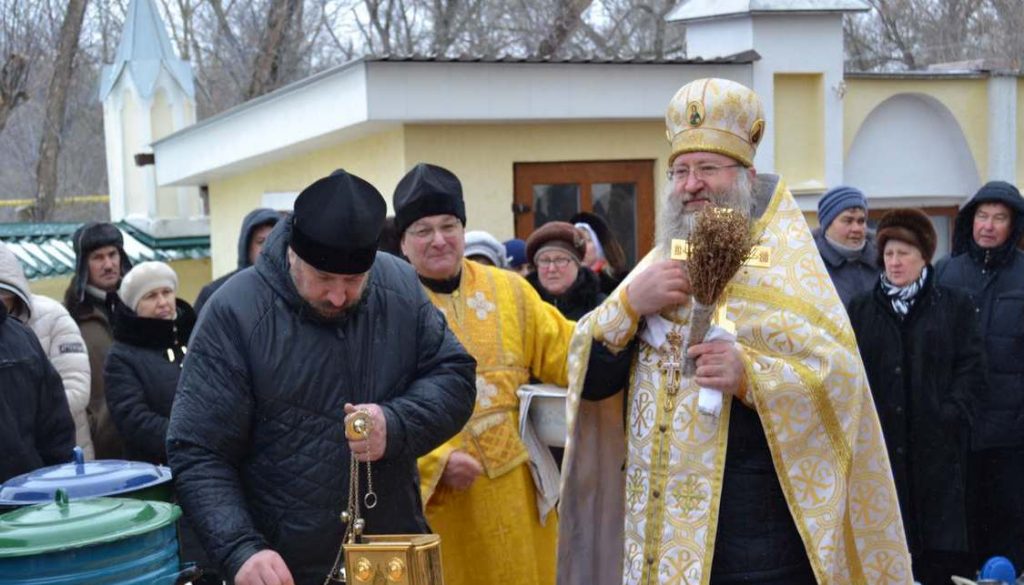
[655,171,754,252]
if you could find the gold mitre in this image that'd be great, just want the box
[665,78,766,167]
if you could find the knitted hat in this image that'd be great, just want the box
[393,163,466,236]
[291,169,386,274]
[503,239,527,268]
[818,186,868,230]
[464,231,509,268]
[118,261,178,311]
[665,78,766,166]
[526,222,586,264]
[876,209,937,264]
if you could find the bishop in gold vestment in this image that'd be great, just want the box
[393,163,576,585]
[557,79,912,585]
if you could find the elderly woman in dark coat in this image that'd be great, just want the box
[104,261,219,582]
[847,209,985,585]
[105,261,195,465]
[525,221,606,321]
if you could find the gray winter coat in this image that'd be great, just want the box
[812,227,879,308]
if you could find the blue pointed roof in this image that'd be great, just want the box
[98,0,194,101]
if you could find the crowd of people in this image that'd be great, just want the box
[1,76,1022,585]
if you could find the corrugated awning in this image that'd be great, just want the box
[0,222,210,280]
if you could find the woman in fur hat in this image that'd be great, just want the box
[525,221,606,321]
[847,208,985,585]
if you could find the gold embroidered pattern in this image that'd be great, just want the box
[419,260,574,585]
[562,177,911,585]
[466,291,496,320]
[671,474,707,515]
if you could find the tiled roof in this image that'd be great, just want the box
[0,222,210,280]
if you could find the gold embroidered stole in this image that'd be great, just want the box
[559,178,912,585]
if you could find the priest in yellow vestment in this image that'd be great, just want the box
[558,79,913,585]
[393,163,576,585]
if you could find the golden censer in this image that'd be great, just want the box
[324,410,445,585]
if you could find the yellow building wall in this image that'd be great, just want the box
[206,121,668,277]
[774,74,825,191]
[169,258,213,304]
[29,258,211,307]
[206,127,407,278]
[401,121,667,241]
[844,78,989,179]
[30,276,73,304]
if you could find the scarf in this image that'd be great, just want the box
[825,233,866,260]
[880,266,928,318]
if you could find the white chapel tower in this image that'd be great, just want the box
[99,0,206,237]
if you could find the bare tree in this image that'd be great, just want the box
[246,0,303,98]
[0,54,29,135]
[845,0,1019,72]
[33,0,89,220]
[535,0,592,57]
[0,0,46,136]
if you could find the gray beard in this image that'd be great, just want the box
[655,172,754,252]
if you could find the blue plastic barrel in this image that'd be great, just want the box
[979,555,1017,584]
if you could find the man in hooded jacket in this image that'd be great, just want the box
[193,208,280,315]
[167,170,476,585]
[936,180,1024,570]
[63,222,132,459]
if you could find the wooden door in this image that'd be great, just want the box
[513,160,655,266]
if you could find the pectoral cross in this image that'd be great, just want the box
[658,330,685,411]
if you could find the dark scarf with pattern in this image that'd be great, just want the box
[880,266,929,318]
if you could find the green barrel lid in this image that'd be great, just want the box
[0,489,181,558]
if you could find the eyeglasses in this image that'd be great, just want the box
[666,163,743,182]
[407,222,462,241]
[536,257,574,269]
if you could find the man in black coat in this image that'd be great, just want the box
[167,170,477,585]
[936,180,1024,570]
[0,301,75,483]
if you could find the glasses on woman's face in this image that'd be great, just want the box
[536,256,574,269]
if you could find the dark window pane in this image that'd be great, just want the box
[592,182,637,266]
[533,184,581,228]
